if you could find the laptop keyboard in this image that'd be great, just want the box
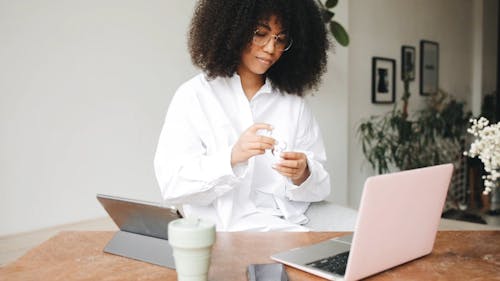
[306,251,350,275]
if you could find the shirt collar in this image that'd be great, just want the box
[230,73,273,97]
[260,77,273,95]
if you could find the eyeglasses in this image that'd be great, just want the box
[252,28,293,52]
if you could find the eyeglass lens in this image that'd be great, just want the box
[253,29,292,51]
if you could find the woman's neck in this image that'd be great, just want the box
[237,68,265,101]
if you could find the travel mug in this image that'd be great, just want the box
[168,218,216,281]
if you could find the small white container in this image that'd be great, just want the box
[168,218,216,281]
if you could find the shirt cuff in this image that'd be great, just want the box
[285,158,316,200]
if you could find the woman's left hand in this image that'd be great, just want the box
[272,152,310,185]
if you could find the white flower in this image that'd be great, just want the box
[465,117,500,195]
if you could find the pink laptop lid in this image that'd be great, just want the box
[345,163,453,281]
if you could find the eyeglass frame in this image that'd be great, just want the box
[252,28,293,52]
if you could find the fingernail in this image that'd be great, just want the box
[272,164,277,169]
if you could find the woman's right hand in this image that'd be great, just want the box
[231,123,275,166]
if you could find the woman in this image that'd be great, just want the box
[154,0,330,231]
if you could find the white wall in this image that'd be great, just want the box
[309,0,349,205]
[483,0,498,96]
[472,0,484,116]
[0,0,198,236]
[1,0,492,235]
[0,0,349,235]
[347,0,477,207]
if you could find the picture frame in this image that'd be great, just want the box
[401,45,416,81]
[420,40,439,96]
[372,57,396,104]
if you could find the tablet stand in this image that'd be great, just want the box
[104,230,176,268]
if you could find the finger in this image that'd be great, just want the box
[278,160,301,169]
[247,123,273,134]
[246,141,274,150]
[273,164,298,175]
[243,149,267,158]
[274,168,295,178]
[248,149,267,156]
[278,171,295,178]
[251,135,276,146]
[280,152,306,160]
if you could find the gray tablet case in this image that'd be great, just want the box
[96,194,182,268]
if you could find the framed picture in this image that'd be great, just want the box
[401,45,416,81]
[420,40,439,96]
[372,57,396,104]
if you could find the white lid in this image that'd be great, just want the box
[168,218,215,248]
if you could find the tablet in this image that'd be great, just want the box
[96,193,182,268]
[97,194,182,240]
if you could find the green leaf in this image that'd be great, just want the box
[321,9,334,23]
[325,0,338,8]
[330,21,349,46]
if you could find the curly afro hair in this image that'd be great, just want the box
[188,0,329,96]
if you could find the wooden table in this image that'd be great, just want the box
[1,231,499,280]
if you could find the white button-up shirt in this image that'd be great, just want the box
[154,73,330,231]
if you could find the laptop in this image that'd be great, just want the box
[96,194,182,268]
[271,163,453,281]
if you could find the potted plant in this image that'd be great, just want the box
[464,92,500,214]
[317,0,349,47]
[464,116,500,215]
[358,86,470,174]
[357,77,478,221]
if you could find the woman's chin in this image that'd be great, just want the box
[251,66,270,75]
